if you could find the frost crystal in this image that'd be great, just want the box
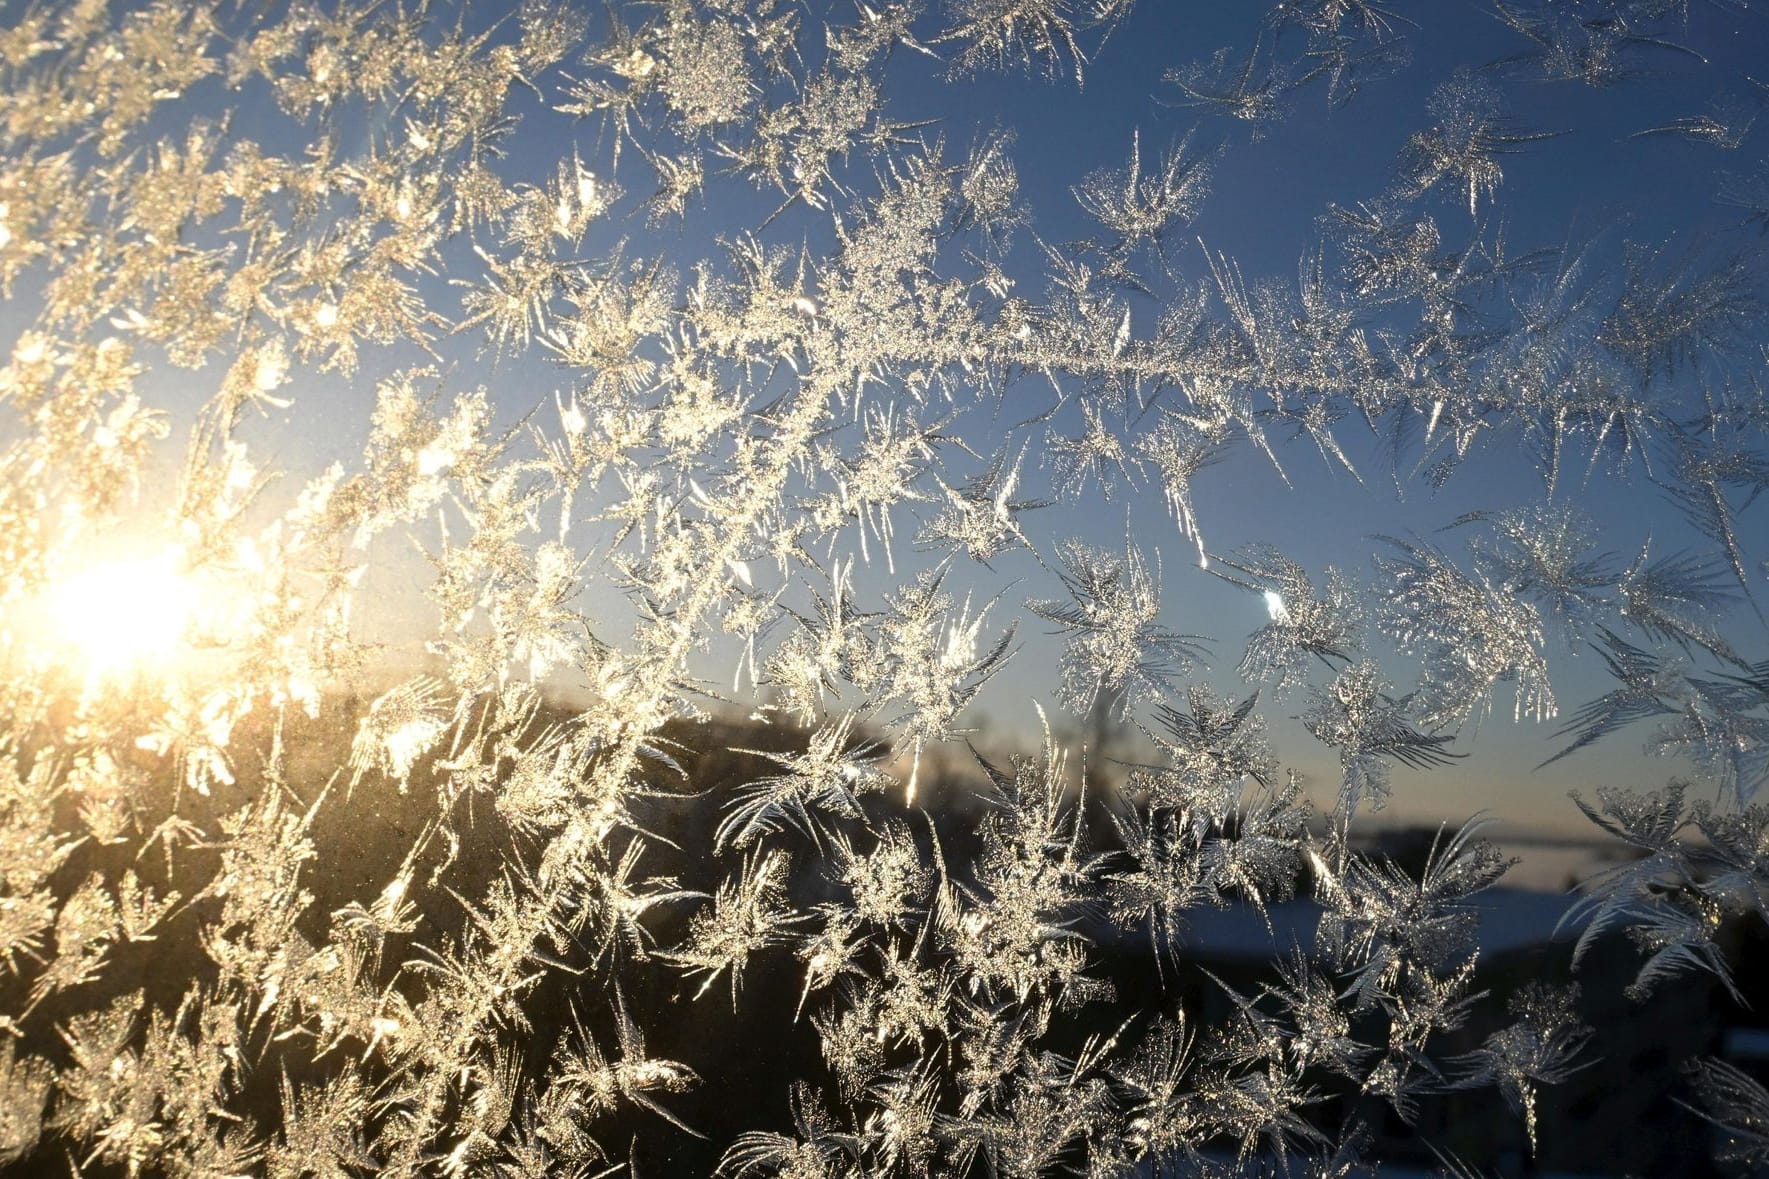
[0,0,1765,1174]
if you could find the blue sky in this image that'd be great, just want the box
[38,0,1769,841]
[825,0,1769,835]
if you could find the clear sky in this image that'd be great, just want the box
[17,0,1769,843]
[684,0,1769,839]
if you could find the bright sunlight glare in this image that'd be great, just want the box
[44,552,203,680]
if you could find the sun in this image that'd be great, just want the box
[43,551,204,681]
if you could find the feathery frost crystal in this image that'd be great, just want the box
[1,0,1768,1175]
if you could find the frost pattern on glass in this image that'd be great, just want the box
[0,0,1765,1175]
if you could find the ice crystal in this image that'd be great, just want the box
[1,0,1766,1174]
[1454,983,1591,1155]
[1686,1057,1769,1175]
[1028,540,1204,718]
[1304,661,1461,815]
